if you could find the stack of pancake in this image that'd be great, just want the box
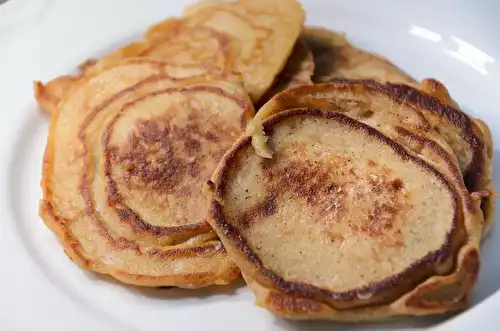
[36,0,494,321]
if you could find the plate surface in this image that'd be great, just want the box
[0,0,499,330]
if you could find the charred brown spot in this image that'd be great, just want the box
[263,159,343,206]
[356,174,408,237]
[259,155,410,238]
[100,112,232,237]
[206,180,216,192]
[232,194,278,230]
[184,137,202,152]
[368,160,377,167]
[113,237,140,251]
[391,179,404,191]
[109,119,200,194]
[326,232,345,243]
[115,206,210,237]
[204,132,219,142]
[363,202,401,237]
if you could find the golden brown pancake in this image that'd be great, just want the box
[302,27,417,86]
[249,81,478,223]
[207,108,481,320]
[250,80,493,234]
[34,0,304,113]
[40,59,255,287]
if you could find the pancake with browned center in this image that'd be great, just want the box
[34,0,304,114]
[249,80,493,235]
[207,108,481,320]
[40,58,255,287]
[302,27,417,86]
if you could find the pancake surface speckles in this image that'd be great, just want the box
[40,59,254,287]
[211,89,483,319]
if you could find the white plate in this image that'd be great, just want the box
[0,0,498,330]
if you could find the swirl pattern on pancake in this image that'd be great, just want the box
[34,0,305,113]
[209,103,482,320]
[40,59,254,287]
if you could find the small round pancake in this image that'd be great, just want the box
[208,108,480,319]
[40,59,254,287]
[302,27,417,86]
[34,0,305,113]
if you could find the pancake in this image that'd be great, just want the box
[207,108,481,320]
[302,27,417,86]
[40,59,255,287]
[34,0,304,113]
[249,80,492,234]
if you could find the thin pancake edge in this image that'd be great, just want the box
[208,108,477,318]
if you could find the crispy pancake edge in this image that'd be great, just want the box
[208,108,463,309]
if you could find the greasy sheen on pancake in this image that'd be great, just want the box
[207,108,482,320]
[34,0,305,113]
[40,59,255,287]
[302,27,417,86]
[248,80,494,234]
